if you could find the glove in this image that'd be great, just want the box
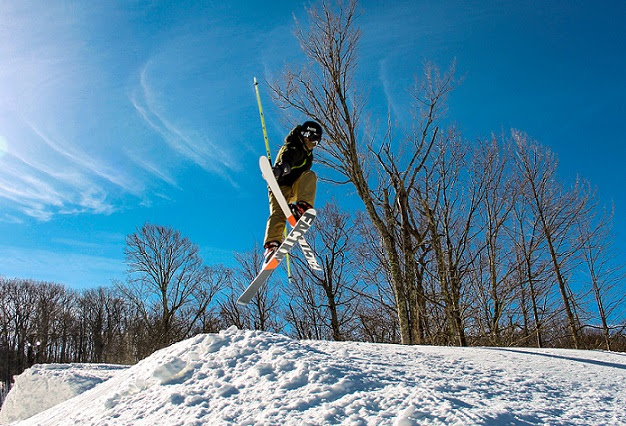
[272,163,291,179]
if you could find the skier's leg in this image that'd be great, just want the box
[292,170,317,207]
[263,185,294,245]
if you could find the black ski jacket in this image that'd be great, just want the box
[274,125,313,186]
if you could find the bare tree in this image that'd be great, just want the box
[270,0,455,344]
[0,279,37,387]
[286,202,362,341]
[576,205,626,350]
[468,136,520,345]
[508,195,552,348]
[32,281,68,363]
[414,129,486,346]
[351,211,400,343]
[220,247,283,333]
[513,131,595,349]
[120,223,222,354]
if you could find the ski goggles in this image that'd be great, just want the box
[301,128,322,143]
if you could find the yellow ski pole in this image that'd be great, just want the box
[253,77,293,281]
[254,77,272,162]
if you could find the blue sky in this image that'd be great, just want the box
[1,0,625,289]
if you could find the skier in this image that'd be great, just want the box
[263,120,323,263]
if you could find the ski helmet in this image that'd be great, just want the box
[300,120,323,142]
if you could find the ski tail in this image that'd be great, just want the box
[259,156,298,226]
[237,209,317,305]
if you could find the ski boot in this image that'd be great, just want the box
[289,201,313,222]
[263,241,280,264]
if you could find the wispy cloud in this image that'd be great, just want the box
[130,60,240,187]
[0,121,134,220]
[24,119,145,195]
[0,2,252,222]
[378,57,403,122]
[0,151,113,221]
[0,3,134,221]
[125,152,180,189]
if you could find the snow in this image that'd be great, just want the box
[2,326,625,425]
[0,363,127,424]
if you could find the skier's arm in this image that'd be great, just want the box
[272,162,291,179]
[272,126,302,178]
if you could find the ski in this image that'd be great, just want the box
[237,209,317,305]
[259,156,322,271]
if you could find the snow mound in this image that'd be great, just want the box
[6,326,626,425]
[0,363,127,424]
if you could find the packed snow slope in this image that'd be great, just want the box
[4,326,626,425]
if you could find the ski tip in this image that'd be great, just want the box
[254,76,258,85]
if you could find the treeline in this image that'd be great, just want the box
[250,134,626,351]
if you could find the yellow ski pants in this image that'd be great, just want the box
[264,170,317,244]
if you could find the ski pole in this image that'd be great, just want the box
[253,77,293,281]
[254,77,273,163]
